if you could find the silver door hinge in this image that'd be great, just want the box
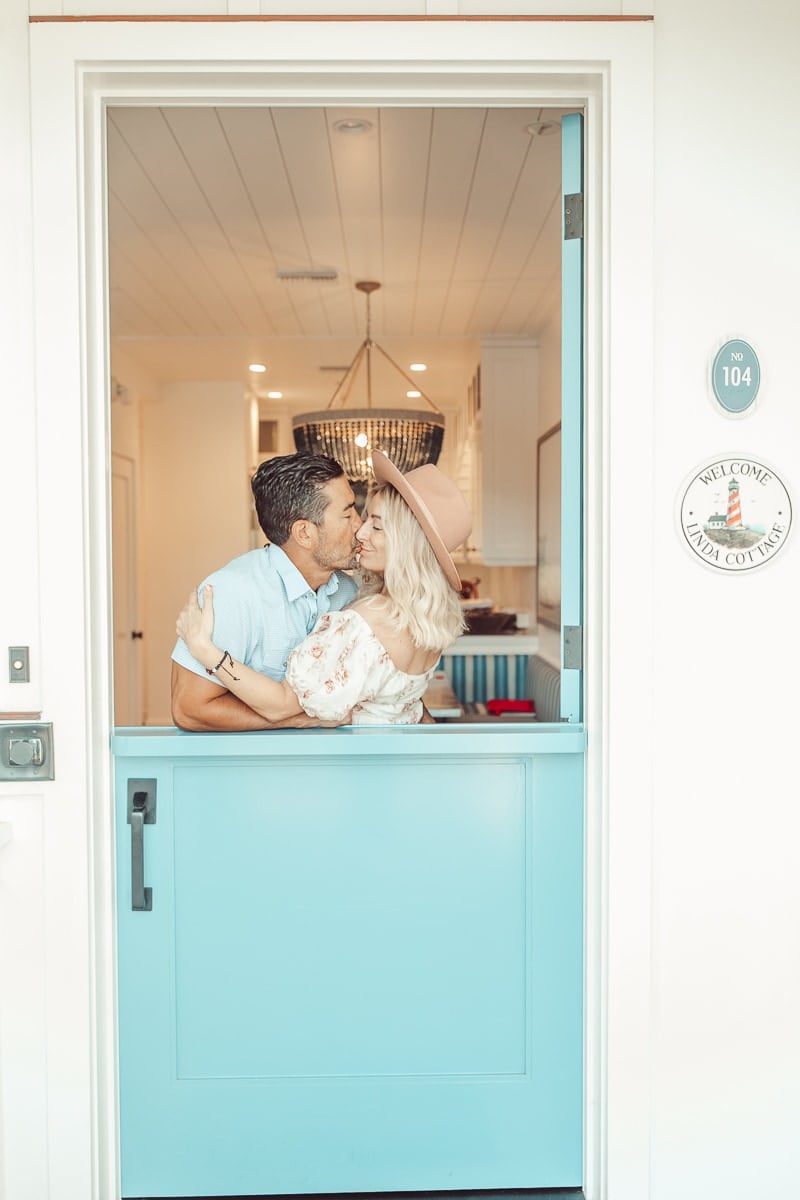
[563,625,583,670]
[564,193,584,240]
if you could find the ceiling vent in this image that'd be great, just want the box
[276,268,338,283]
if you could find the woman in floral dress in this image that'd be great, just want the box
[176,450,471,725]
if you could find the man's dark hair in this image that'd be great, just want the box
[251,452,345,545]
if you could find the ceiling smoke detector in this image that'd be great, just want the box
[333,118,373,135]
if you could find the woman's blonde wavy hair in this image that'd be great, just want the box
[358,484,466,651]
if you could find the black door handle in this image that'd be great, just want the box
[127,780,156,911]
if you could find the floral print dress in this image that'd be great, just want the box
[284,609,437,725]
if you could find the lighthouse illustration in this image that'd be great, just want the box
[703,472,763,550]
[726,478,742,528]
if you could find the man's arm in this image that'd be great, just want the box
[170,662,332,731]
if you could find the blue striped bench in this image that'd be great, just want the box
[436,651,561,722]
[438,652,530,705]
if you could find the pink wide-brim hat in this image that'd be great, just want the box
[371,450,472,591]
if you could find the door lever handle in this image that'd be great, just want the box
[127,779,156,911]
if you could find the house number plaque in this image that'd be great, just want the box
[711,338,760,414]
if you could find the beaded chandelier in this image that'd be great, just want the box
[292,281,445,482]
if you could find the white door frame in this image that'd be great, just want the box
[27,18,654,1200]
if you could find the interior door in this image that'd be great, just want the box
[112,453,142,726]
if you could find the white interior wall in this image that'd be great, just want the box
[538,294,562,435]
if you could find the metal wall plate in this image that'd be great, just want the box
[0,722,55,781]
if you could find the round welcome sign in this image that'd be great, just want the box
[679,455,792,572]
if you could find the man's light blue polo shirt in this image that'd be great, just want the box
[171,545,358,683]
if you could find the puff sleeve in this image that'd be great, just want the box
[284,609,389,722]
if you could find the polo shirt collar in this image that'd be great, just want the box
[268,544,342,602]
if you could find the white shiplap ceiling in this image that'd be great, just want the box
[108,104,568,411]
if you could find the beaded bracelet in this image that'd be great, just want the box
[205,650,240,682]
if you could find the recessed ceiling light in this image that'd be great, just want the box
[266,391,283,400]
[333,118,373,135]
[409,363,427,372]
[406,390,422,399]
[249,363,267,373]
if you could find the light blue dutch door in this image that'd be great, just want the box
[114,113,585,1199]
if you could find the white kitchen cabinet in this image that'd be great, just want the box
[479,337,538,565]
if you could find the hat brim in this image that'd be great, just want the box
[371,450,462,591]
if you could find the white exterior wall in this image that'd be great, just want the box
[651,2,800,1194]
[1,3,798,1200]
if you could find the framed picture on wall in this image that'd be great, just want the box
[536,423,561,630]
